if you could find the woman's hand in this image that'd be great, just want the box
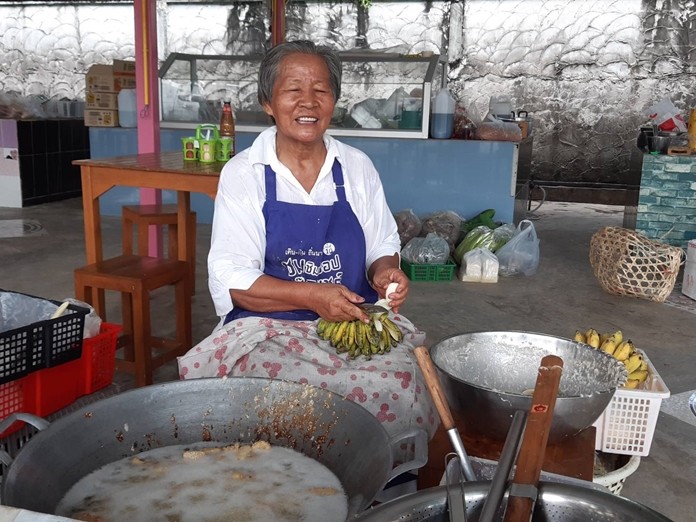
[311,284,370,323]
[371,266,409,314]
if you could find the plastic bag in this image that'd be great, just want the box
[454,225,496,264]
[492,223,516,251]
[644,97,687,132]
[63,297,102,338]
[496,220,540,276]
[457,248,499,283]
[394,209,422,247]
[0,291,61,333]
[421,210,464,254]
[474,121,522,142]
[401,233,450,265]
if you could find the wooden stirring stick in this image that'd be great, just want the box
[503,354,564,522]
[414,346,477,481]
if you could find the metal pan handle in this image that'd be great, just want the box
[385,427,428,482]
[0,413,50,467]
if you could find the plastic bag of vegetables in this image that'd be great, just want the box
[401,233,450,265]
[492,223,516,250]
[454,226,497,264]
[453,223,518,265]
[394,209,422,247]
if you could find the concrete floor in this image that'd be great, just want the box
[0,198,694,521]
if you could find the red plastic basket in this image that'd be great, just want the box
[0,323,121,437]
[33,358,82,417]
[0,374,38,437]
[81,323,121,395]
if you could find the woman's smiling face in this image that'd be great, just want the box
[262,53,336,146]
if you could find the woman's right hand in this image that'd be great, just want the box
[311,284,370,323]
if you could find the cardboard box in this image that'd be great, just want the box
[86,64,115,93]
[84,109,119,127]
[113,59,136,75]
[86,64,136,93]
[85,91,118,110]
[115,75,137,91]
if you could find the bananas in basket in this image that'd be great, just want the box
[317,313,403,361]
[574,328,649,389]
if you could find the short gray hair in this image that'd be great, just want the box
[257,40,342,106]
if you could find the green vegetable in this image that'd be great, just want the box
[459,209,497,240]
[454,225,496,264]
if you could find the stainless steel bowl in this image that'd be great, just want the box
[352,482,674,521]
[430,331,627,442]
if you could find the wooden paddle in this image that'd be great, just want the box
[503,354,564,522]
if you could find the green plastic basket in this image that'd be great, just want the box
[401,259,456,282]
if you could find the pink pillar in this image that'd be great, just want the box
[134,0,162,255]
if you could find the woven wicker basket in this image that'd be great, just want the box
[589,227,684,302]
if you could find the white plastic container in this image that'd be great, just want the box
[117,89,137,128]
[430,89,455,139]
[592,349,670,456]
[682,240,696,300]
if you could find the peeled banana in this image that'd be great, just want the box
[574,328,650,389]
[317,314,403,360]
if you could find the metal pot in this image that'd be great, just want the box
[500,110,533,138]
[430,331,627,442]
[2,378,426,518]
[352,482,674,521]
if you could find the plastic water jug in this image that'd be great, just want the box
[430,88,455,139]
[118,89,137,128]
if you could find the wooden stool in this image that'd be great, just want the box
[74,254,192,387]
[122,204,197,293]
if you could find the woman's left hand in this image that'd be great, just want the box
[372,266,409,314]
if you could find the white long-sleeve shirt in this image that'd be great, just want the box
[208,127,400,317]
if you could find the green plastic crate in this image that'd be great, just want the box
[401,259,456,282]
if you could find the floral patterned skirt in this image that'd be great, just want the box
[178,313,439,446]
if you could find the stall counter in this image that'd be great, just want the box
[87,128,529,224]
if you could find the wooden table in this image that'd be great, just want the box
[74,152,222,311]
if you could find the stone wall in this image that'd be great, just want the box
[2,0,696,206]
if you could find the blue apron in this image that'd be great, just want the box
[224,158,377,323]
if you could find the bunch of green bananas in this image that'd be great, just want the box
[574,328,649,389]
[317,313,403,360]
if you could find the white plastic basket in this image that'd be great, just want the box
[593,349,670,456]
[593,453,641,495]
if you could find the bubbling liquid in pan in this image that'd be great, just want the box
[56,441,348,522]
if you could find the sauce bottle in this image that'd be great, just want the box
[219,101,235,159]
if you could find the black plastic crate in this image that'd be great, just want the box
[0,291,88,385]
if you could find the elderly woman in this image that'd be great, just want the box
[178,40,437,444]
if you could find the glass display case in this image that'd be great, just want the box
[158,51,446,139]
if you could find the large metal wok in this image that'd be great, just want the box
[351,482,674,521]
[2,377,426,518]
[430,331,627,442]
